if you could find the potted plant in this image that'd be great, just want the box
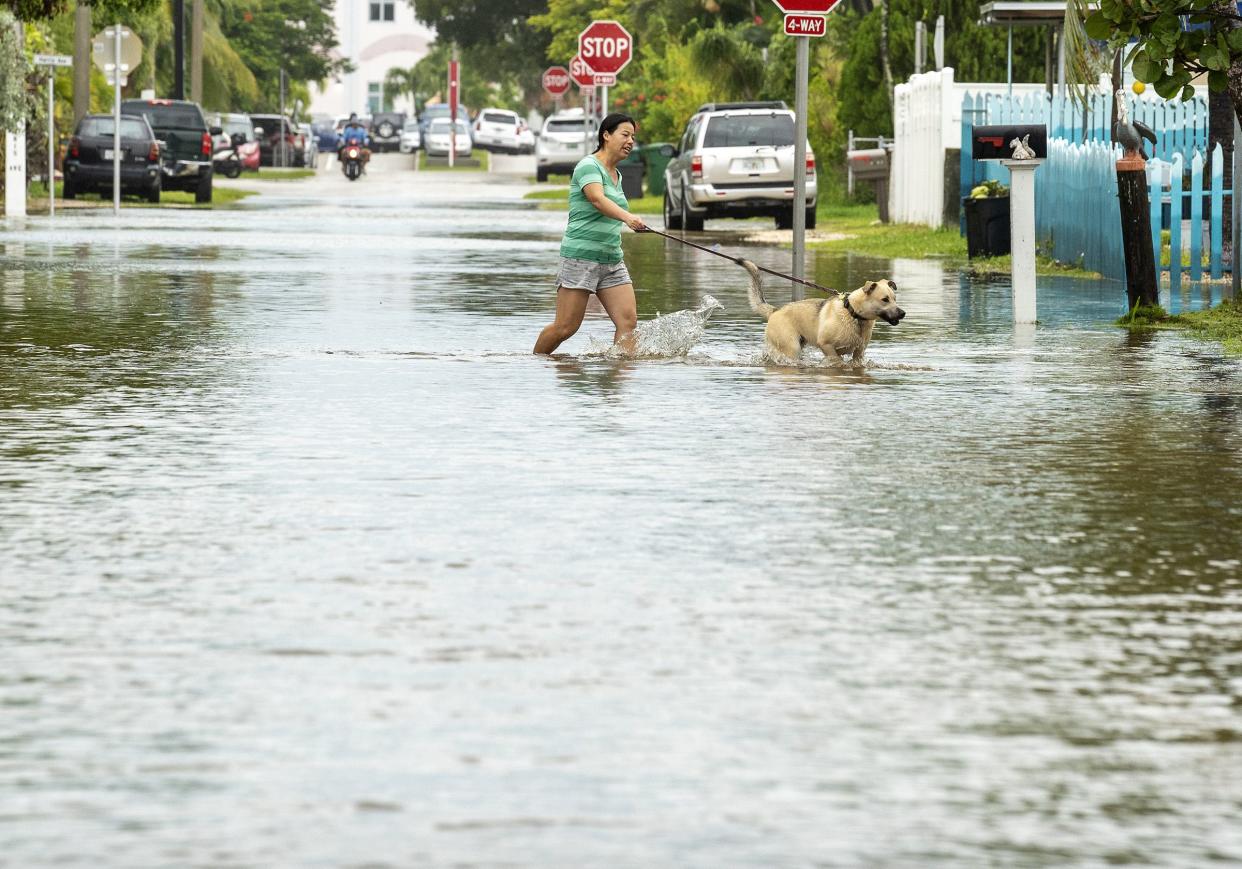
[963,179,1010,258]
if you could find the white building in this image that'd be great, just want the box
[309,0,436,118]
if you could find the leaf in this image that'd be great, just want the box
[1182,84,1195,101]
[1228,29,1242,52]
[1209,70,1229,92]
[1132,53,1163,82]
[1085,12,1114,39]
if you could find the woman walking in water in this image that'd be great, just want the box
[533,113,647,355]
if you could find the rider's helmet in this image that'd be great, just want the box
[348,112,358,124]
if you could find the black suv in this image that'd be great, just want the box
[370,112,406,152]
[63,113,163,202]
[120,98,217,203]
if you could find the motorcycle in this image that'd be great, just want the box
[340,143,365,181]
[213,132,245,179]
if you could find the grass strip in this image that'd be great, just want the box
[252,167,316,180]
[1116,299,1242,354]
[26,180,257,209]
[523,187,663,214]
[418,151,490,172]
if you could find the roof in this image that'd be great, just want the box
[695,101,789,114]
[978,1,1070,26]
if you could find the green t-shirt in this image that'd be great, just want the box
[559,155,628,265]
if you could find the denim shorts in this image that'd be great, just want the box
[555,257,632,294]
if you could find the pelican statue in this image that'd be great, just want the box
[1113,90,1158,160]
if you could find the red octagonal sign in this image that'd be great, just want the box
[578,20,633,77]
[543,66,570,97]
[770,0,843,12]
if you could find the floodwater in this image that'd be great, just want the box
[2,156,1241,867]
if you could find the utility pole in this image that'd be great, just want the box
[73,3,91,123]
[190,0,203,103]
[173,0,185,99]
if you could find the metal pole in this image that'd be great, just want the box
[602,84,609,120]
[914,22,924,75]
[1007,26,1013,97]
[279,68,286,168]
[113,24,121,217]
[48,71,54,217]
[792,34,809,295]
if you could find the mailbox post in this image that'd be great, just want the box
[973,124,1046,325]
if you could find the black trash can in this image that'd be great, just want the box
[963,196,1010,258]
[618,159,644,200]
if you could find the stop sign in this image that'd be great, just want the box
[569,55,596,89]
[770,0,842,11]
[543,66,570,97]
[578,20,633,77]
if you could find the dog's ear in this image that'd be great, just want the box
[864,281,877,294]
[887,279,897,291]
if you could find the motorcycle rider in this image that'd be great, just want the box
[338,113,371,173]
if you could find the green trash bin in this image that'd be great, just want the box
[618,147,644,199]
[639,143,676,198]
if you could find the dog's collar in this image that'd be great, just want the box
[841,293,868,322]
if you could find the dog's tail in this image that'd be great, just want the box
[742,259,774,321]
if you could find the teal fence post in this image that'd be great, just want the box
[1170,152,1184,292]
[1210,142,1224,280]
[1190,149,1204,282]
[1147,160,1163,283]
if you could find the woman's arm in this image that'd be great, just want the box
[582,182,646,231]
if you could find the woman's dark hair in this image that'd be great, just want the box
[595,113,636,151]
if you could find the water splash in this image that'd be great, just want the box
[588,295,724,358]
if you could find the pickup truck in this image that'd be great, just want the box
[120,98,217,203]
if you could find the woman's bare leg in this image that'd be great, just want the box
[533,287,591,354]
[597,283,638,355]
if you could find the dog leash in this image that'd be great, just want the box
[639,226,839,296]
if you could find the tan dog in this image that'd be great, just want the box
[744,260,904,364]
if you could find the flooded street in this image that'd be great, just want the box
[3,154,1241,866]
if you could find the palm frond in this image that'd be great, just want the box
[1063,0,1110,107]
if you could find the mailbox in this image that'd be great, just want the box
[971,124,1047,161]
[847,146,889,180]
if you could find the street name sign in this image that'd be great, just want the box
[35,53,73,67]
[569,55,595,93]
[784,14,827,36]
[578,20,632,77]
[543,65,570,97]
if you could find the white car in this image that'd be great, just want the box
[535,109,589,181]
[399,119,421,153]
[473,108,525,153]
[425,118,472,158]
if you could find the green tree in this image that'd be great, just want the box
[1080,0,1242,120]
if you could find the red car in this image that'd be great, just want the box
[210,112,261,174]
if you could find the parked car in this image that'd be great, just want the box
[311,120,339,153]
[119,98,216,203]
[424,118,472,158]
[662,101,816,231]
[250,114,305,167]
[418,104,469,143]
[297,122,318,167]
[369,112,406,152]
[535,109,588,182]
[473,108,526,153]
[62,113,163,203]
[213,112,260,172]
[399,119,421,154]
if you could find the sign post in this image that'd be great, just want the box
[579,20,632,130]
[448,57,459,168]
[34,54,72,217]
[92,25,141,217]
[569,55,596,158]
[773,0,838,298]
[543,65,570,114]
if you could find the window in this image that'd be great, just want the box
[367,82,383,115]
[369,0,394,21]
[703,114,795,148]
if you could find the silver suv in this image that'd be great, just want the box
[663,101,817,231]
[535,109,589,181]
